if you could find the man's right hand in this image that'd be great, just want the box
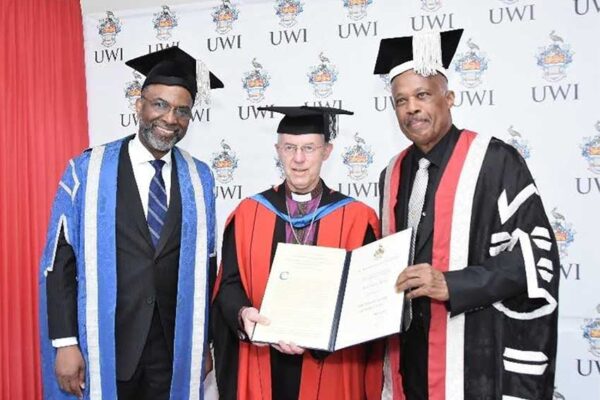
[55,345,85,399]
[239,308,305,355]
[240,306,270,343]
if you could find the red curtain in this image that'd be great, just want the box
[0,0,88,398]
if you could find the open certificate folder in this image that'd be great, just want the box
[251,228,411,351]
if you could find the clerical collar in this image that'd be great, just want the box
[291,192,312,202]
[285,180,323,203]
[412,125,459,168]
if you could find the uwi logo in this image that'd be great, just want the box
[98,11,121,48]
[580,121,600,174]
[153,5,178,41]
[343,0,373,21]
[211,139,239,184]
[536,30,574,83]
[550,207,575,259]
[506,125,531,160]
[308,52,338,98]
[454,38,489,89]
[275,0,303,28]
[242,58,270,103]
[342,133,374,180]
[582,306,600,358]
[212,0,239,35]
[420,0,442,12]
[124,72,143,111]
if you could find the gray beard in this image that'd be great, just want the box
[139,123,181,152]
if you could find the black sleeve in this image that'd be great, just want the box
[444,141,557,317]
[214,220,252,336]
[46,227,78,339]
[363,224,377,245]
[378,168,386,219]
[206,254,218,344]
[209,256,218,300]
[444,249,527,316]
[212,219,248,399]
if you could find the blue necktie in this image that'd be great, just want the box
[147,159,168,247]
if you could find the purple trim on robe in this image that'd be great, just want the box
[285,194,321,245]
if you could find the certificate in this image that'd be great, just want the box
[251,228,411,351]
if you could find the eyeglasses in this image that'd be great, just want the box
[277,143,325,155]
[141,96,193,120]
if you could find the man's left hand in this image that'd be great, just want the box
[395,263,449,301]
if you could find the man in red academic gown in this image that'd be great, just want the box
[212,106,383,400]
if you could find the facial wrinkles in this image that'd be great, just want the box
[278,134,328,192]
[398,76,448,127]
[405,111,429,128]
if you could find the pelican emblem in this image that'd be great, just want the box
[374,245,385,259]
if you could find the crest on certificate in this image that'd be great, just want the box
[374,244,384,259]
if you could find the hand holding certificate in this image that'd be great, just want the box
[251,229,412,351]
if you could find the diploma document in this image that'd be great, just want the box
[252,228,411,351]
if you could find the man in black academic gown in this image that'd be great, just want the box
[374,29,559,400]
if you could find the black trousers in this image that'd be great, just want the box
[400,299,429,400]
[117,308,172,400]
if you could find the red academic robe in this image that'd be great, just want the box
[213,185,384,400]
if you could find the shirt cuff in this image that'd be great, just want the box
[52,337,78,348]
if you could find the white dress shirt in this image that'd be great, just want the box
[129,133,172,215]
[52,135,172,348]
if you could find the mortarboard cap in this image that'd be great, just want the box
[125,46,224,103]
[373,29,463,82]
[258,106,353,142]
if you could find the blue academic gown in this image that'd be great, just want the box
[38,137,216,399]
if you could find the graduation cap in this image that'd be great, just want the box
[257,106,354,142]
[125,46,224,103]
[373,29,463,81]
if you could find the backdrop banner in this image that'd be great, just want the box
[82,1,600,398]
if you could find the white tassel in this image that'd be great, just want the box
[327,114,338,140]
[196,60,211,106]
[412,31,442,77]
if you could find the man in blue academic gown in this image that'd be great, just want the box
[39,47,223,400]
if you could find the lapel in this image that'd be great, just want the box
[118,139,154,251]
[414,151,434,256]
[414,194,434,257]
[154,153,182,257]
[269,185,288,265]
[395,155,412,234]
